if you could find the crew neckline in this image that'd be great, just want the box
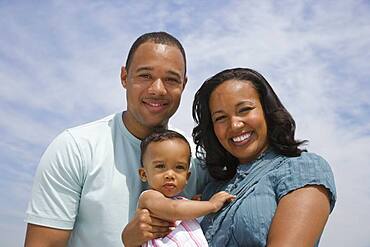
[116,111,141,145]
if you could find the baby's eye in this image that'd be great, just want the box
[155,164,165,169]
[176,165,186,170]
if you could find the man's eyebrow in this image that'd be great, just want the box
[135,66,153,73]
[167,70,182,80]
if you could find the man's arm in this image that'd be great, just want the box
[25,131,84,245]
[121,209,173,247]
[24,224,71,247]
[139,190,235,222]
[122,191,234,247]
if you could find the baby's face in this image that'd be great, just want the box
[139,139,191,197]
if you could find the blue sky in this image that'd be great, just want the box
[1,0,370,246]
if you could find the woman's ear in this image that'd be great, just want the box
[138,168,147,182]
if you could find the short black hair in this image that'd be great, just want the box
[140,129,192,167]
[192,68,307,180]
[125,31,187,75]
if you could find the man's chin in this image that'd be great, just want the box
[148,119,169,130]
[151,124,168,132]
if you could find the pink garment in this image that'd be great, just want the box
[142,196,208,247]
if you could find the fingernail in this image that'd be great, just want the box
[169,227,176,231]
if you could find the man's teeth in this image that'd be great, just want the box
[148,102,162,107]
[232,133,251,142]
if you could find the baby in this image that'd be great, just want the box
[138,130,235,246]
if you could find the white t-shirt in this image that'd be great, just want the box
[25,112,209,247]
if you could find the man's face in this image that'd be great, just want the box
[121,42,187,139]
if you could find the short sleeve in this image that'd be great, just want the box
[25,130,86,229]
[275,152,337,211]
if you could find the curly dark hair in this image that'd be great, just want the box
[140,129,191,167]
[192,68,307,180]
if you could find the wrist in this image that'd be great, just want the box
[121,228,134,247]
[209,201,218,213]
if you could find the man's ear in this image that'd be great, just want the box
[121,66,128,88]
[182,76,188,90]
[138,168,147,182]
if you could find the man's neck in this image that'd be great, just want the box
[121,112,168,140]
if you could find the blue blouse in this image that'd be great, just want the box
[200,149,336,247]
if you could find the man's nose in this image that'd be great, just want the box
[148,78,166,95]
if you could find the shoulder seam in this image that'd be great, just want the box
[64,129,87,185]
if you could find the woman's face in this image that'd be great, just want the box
[209,79,269,164]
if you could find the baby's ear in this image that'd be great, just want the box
[138,168,147,182]
[186,171,191,182]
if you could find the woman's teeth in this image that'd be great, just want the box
[232,132,251,142]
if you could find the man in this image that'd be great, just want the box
[25,32,208,247]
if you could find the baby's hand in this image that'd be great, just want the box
[209,191,236,212]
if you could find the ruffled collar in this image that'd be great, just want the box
[237,147,277,174]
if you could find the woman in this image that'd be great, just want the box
[192,68,336,246]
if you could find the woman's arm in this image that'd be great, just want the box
[138,190,234,222]
[267,185,330,247]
